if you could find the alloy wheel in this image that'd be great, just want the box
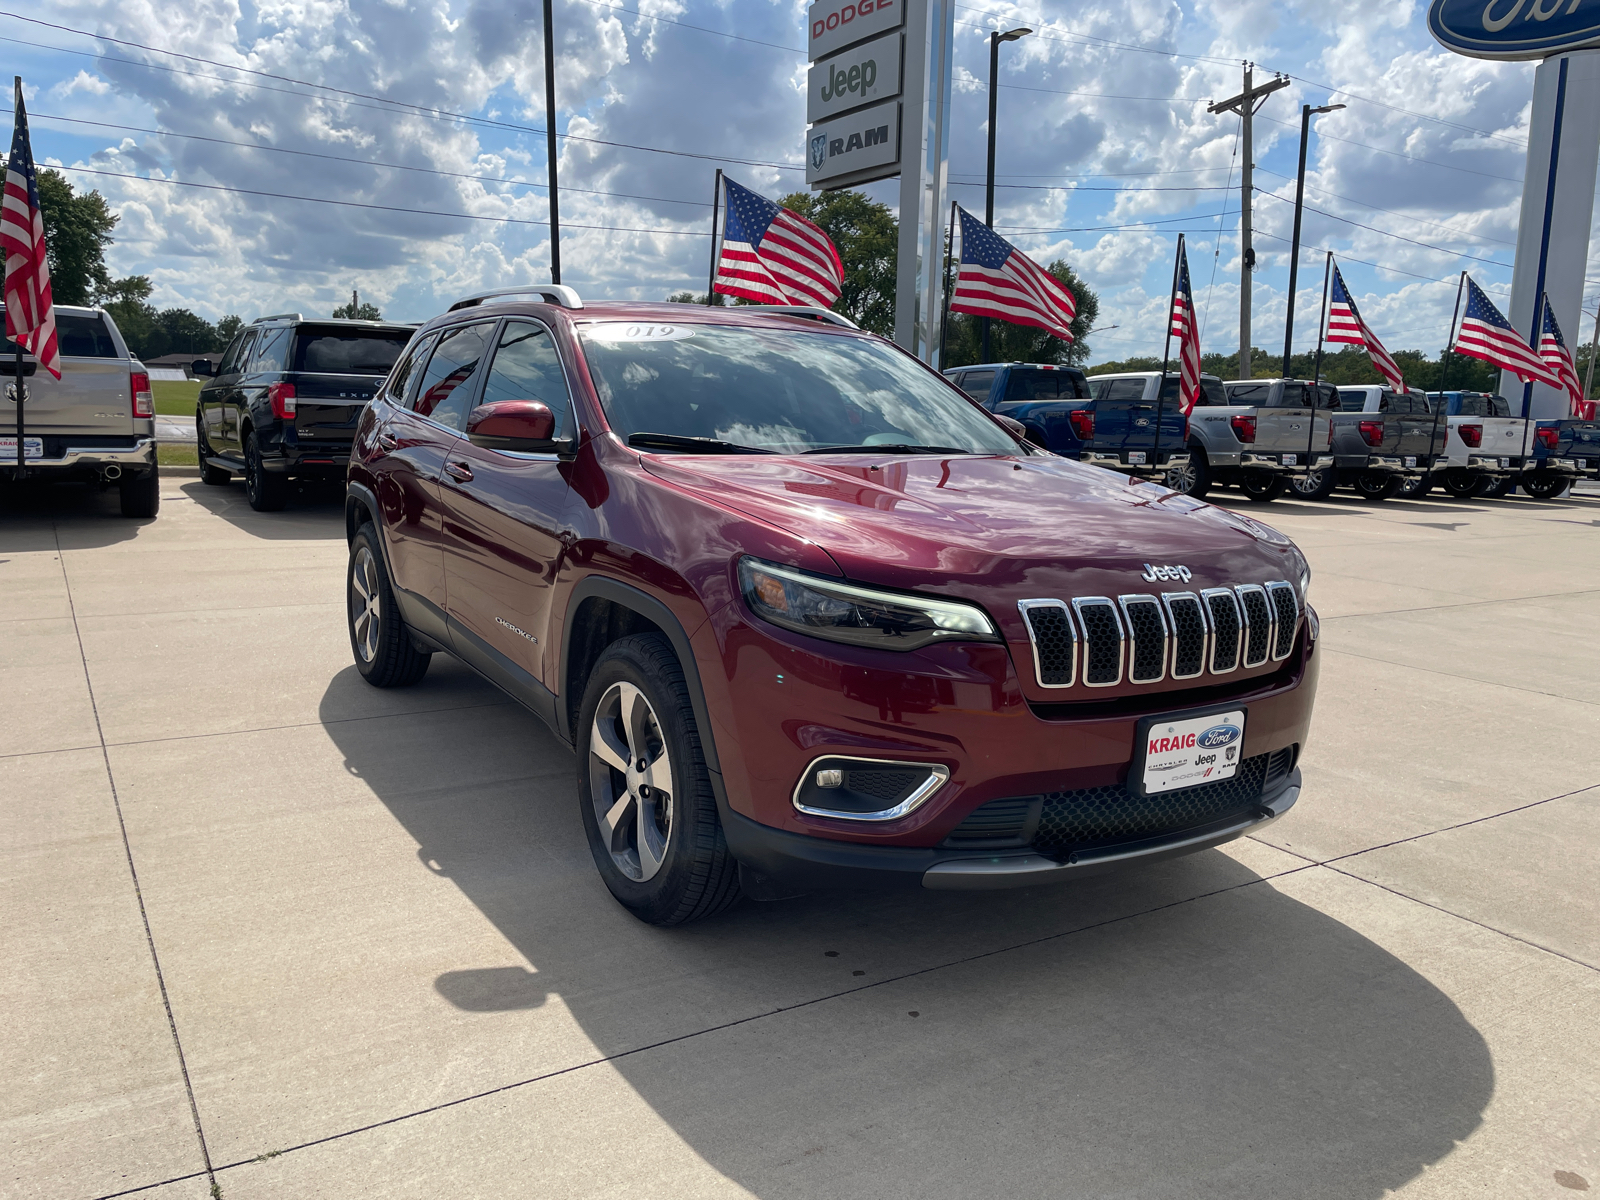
[349,545,382,663]
[1289,469,1327,497]
[588,682,674,882]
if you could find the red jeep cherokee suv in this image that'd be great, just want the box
[345,287,1320,925]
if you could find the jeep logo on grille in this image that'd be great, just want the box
[1140,563,1192,583]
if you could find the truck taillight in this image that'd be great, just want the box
[1230,414,1256,443]
[268,382,297,419]
[1457,423,1482,448]
[1358,419,1384,448]
[1069,409,1094,439]
[130,371,153,418]
[1535,426,1558,450]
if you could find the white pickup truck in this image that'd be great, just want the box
[2,305,158,516]
[1425,391,1530,498]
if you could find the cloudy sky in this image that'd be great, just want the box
[9,0,1592,363]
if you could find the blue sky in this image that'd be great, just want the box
[8,0,1587,364]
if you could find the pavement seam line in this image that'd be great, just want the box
[92,858,1324,1196]
[96,698,517,750]
[1318,585,1600,622]
[1318,645,1599,706]
[53,523,222,1200]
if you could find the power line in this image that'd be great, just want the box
[1253,188,1515,268]
[952,4,1240,66]
[1254,165,1516,246]
[569,0,805,55]
[1253,111,1523,183]
[1276,72,1529,149]
[950,179,1234,193]
[996,81,1207,104]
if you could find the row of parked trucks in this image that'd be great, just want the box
[941,363,1600,503]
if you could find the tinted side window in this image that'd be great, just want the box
[1227,383,1271,404]
[959,369,995,402]
[384,333,438,407]
[222,331,257,376]
[1004,370,1060,401]
[1338,389,1366,410]
[1104,378,1146,401]
[1199,380,1228,406]
[412,322,496,431]
[57,314,119,358]
[479,321,573,440]
[1158,376,1180,403]
[1490,394,1512,417]
[247,326,292,373]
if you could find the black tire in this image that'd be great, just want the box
[1521,474,1570,499]
[347,523,431,687]
[1240,471,1284,503]
[196,410,231,486]
[1354,471,1402,501]
[577,633,740,926]
[1476,475,1515,498]
[1286,467,1336,500]
[1398,473,1434,499]
[243,429,289,511]
[118,465,160,518]
[1165,450,1211,499]
[1441,470,1480,498]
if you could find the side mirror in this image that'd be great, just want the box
[994,413,1028,441]
[465,399,563,451]
[191,359,214,377]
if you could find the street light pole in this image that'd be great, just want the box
[982,26,1030,363]
[1282,102,1344,378]
[543,0,561,285]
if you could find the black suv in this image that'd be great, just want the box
[195,314,417,510]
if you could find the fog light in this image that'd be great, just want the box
[816,769,843,788]
[793,756,951,822]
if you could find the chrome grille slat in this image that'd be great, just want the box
[1162,592,1209,680]
[1201,588,1241,674]
[1117,594,1168,684]
[1071,597,1124,687]
[1017,599,1076,688]
[1235,584,1273,668]
[1265,581,1300,660]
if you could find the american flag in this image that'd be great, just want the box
[713,176,843,309]
[949,207,1077,342]
[1167,238,1201,414]
[1536,295,1586,415]
[1326,262,1404,391]
[1452,275,1558,389]
[3,81,60,379]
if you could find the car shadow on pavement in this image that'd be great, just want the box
[179,479,346,538]
[0,478,149,549]
[318,669,1494,1199]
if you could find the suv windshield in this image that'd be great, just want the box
[578,321,1017,454]
[293,327,413,374]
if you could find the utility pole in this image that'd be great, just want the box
[1584,305,1600,409]
[1208,65,1288,378]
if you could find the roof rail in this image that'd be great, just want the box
[251,312,303,323]
[737,305,859,329]
[448,285,584,313]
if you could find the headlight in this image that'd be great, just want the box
[738,557,1000,651]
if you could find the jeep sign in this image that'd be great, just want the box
[805,98,900,186]
[807,31,903,123]
[808,0,902,61]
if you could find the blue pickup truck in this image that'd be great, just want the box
[1525,415,1600,497]
[942,363,1190,478]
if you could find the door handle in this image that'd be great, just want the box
[375,430,398,451]
[444,460,473,483]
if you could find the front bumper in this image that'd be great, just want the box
[0,437,156,475]
[1079,451,1190,474]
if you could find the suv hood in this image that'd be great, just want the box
[640,453,1302,599]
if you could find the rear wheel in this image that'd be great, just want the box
[196,410,231,486]
[1165,451,1210,499]
[1441,470,1480,498]
[1240,471,1284,503]
[1398,473,1433,499]
[1286,467,1336,500]
[1476,475,1515,498]
[577,633,740,926]
[347,524,431,687]
[118,465,160,518]
[1354,471,1402,501]
[243,430,288,511]
[1521,474,1570,499]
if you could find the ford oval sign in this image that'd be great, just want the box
[1197,723,1241,750]
[1429,0,1600,60]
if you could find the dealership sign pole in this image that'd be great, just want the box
[1429,0,1600,420]
[805,0,955,364]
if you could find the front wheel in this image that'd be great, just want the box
[1354,471,1402,501]
[1521,474,1570,499]
[1165,452,1211,499]
[1286,468,1336,501]
[1240,471,1284,503]
[196,410,231,486]
[577,633,740,926]
[347,524,431,687]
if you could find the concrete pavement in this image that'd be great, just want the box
[2,475,1596,1199]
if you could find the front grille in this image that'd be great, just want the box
[1164,593,1207,679]
[1018,601,1076,687]
[1266,582,1299,660]
[1236,585,1273,668]
[944,749,1299,857]
[1203,588,1241,674]
[1073,598,1124,686]
[1119,595,1168,683]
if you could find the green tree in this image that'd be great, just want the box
[942,260,1101,368]
[216,315,244,345]
[776,189,897,336]
[332,289,381,320]
[33,169,118,306]
[157,308,219,355]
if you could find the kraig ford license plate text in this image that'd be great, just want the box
[1140,709,1246,794]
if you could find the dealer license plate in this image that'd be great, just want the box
[1127,451,1147,465]
[0,437,43,460]
[1282,453,1298,466]
[1139,708,1246,795]
[1404,456,1417,468]
[1500,457,1511,468]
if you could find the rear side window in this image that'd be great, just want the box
[1227,383,1271,404]
[1199,379,1228,406]
[56,314,119,358]
[384,333,437,407]
[1004,370,1067,401]
[1489,394,1512,417]
[958,369,995,402]
[479,321,573,440]
[1338,389,1367,409]
[293,327,414,374]
[412,322,496,431]
[222,331,257,376]
[1102,378,1145,401]
[247,326,292,373]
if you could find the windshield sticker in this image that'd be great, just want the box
[585,323,697,343]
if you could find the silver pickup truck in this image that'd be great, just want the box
[2,305,159,516]
[1167,377,1335,502]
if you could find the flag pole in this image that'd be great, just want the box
[938,201,957,368]
[705,169,722,306]
[1307,251,1332,470]
[1152,234,1183,474]
[1583,303,1600,414]
[12,76,25,481]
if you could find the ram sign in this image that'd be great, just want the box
[1429,0,1600,58]
[805,98,900,186]
[808,30,903,123]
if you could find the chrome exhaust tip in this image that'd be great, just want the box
[102,464,122,481]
